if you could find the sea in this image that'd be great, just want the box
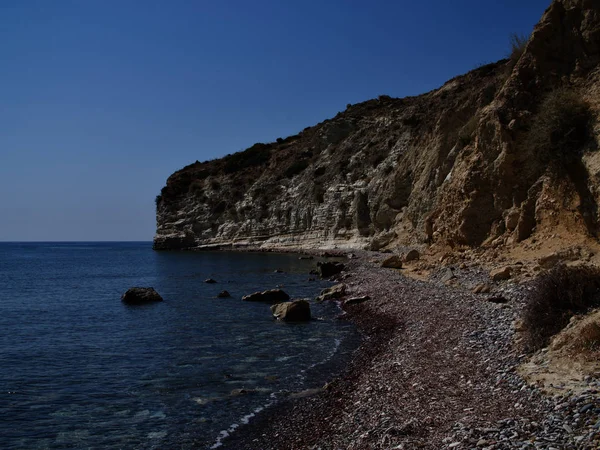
[0,242,359,449]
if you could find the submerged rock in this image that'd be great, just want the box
[271,300,311,322]
[121,287,163,304]
[205,278,217,284]
[242,289,290,303]
[317,261,345,278]
[217,290,231,298]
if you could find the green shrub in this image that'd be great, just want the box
[314,166,326,177]
[284,160,309,178]
[525,88,592,164]
[188,180,204,195]
[522,264,600,351]
[223,143,272,174]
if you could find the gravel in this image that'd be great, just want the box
[221,253,600,449]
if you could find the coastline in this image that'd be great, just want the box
[217,250,600,449]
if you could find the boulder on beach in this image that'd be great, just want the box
[217,290,231,298]
[316,261,345,278]
[490,266,512,281]
[121,287,163,304]
[404,249,420,262]
[271,299,311,322]
[242,289,290,303]
[381,255,403,269]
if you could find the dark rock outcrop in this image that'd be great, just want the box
[242,289,290,303]
[271,300,311,322]
[121,287,163,304]
[317,261,345,278]
[217,290,231,298]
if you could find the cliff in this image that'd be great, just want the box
[154,0,600,253]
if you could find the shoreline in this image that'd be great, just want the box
[218,250,600,449]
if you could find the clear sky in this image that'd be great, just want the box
[1,0,550,241]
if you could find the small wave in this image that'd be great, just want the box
[210,337,345,448]
[297,337,342,381]
[209,396,278,449]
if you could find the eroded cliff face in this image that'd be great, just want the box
[155,0,600,252]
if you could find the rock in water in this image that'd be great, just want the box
[381,255,403,269]
[217,290,231,298]
[242,289,290,303]
[345,295,370,305]
[271,300,311,322]
[205,278,217,284]
[316,284,346,302]
[121,287,163,304]
[316,261,345,278]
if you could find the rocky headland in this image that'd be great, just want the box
[154,0,600,448]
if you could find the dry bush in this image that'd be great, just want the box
[508,32,528,72]
[523,264,600,351]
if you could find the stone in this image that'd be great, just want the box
[490,266,512,281]
[345,295,370,305]
[316,284,346,302]
[404,249,420,262]
[487,295,509,304]
[472,283,491,294]
[441,268,455,283]
[316,261,345,278]
[539,252,560,269]
[298,255,314,260]
[271,300,311,322]
[274,269,284,273]
[580,403,593,413]
[504,208,520,231]
[121,287,163,304]
[381,255,403,269]
[242,289,290,303]
[217,290,231,298]
[205,278,217,284]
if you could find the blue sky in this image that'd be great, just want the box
[1,0,550,241]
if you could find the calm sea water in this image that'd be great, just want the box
[0,242,358,449]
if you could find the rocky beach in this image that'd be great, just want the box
[220,250,600,449]
[150,1,600,448]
